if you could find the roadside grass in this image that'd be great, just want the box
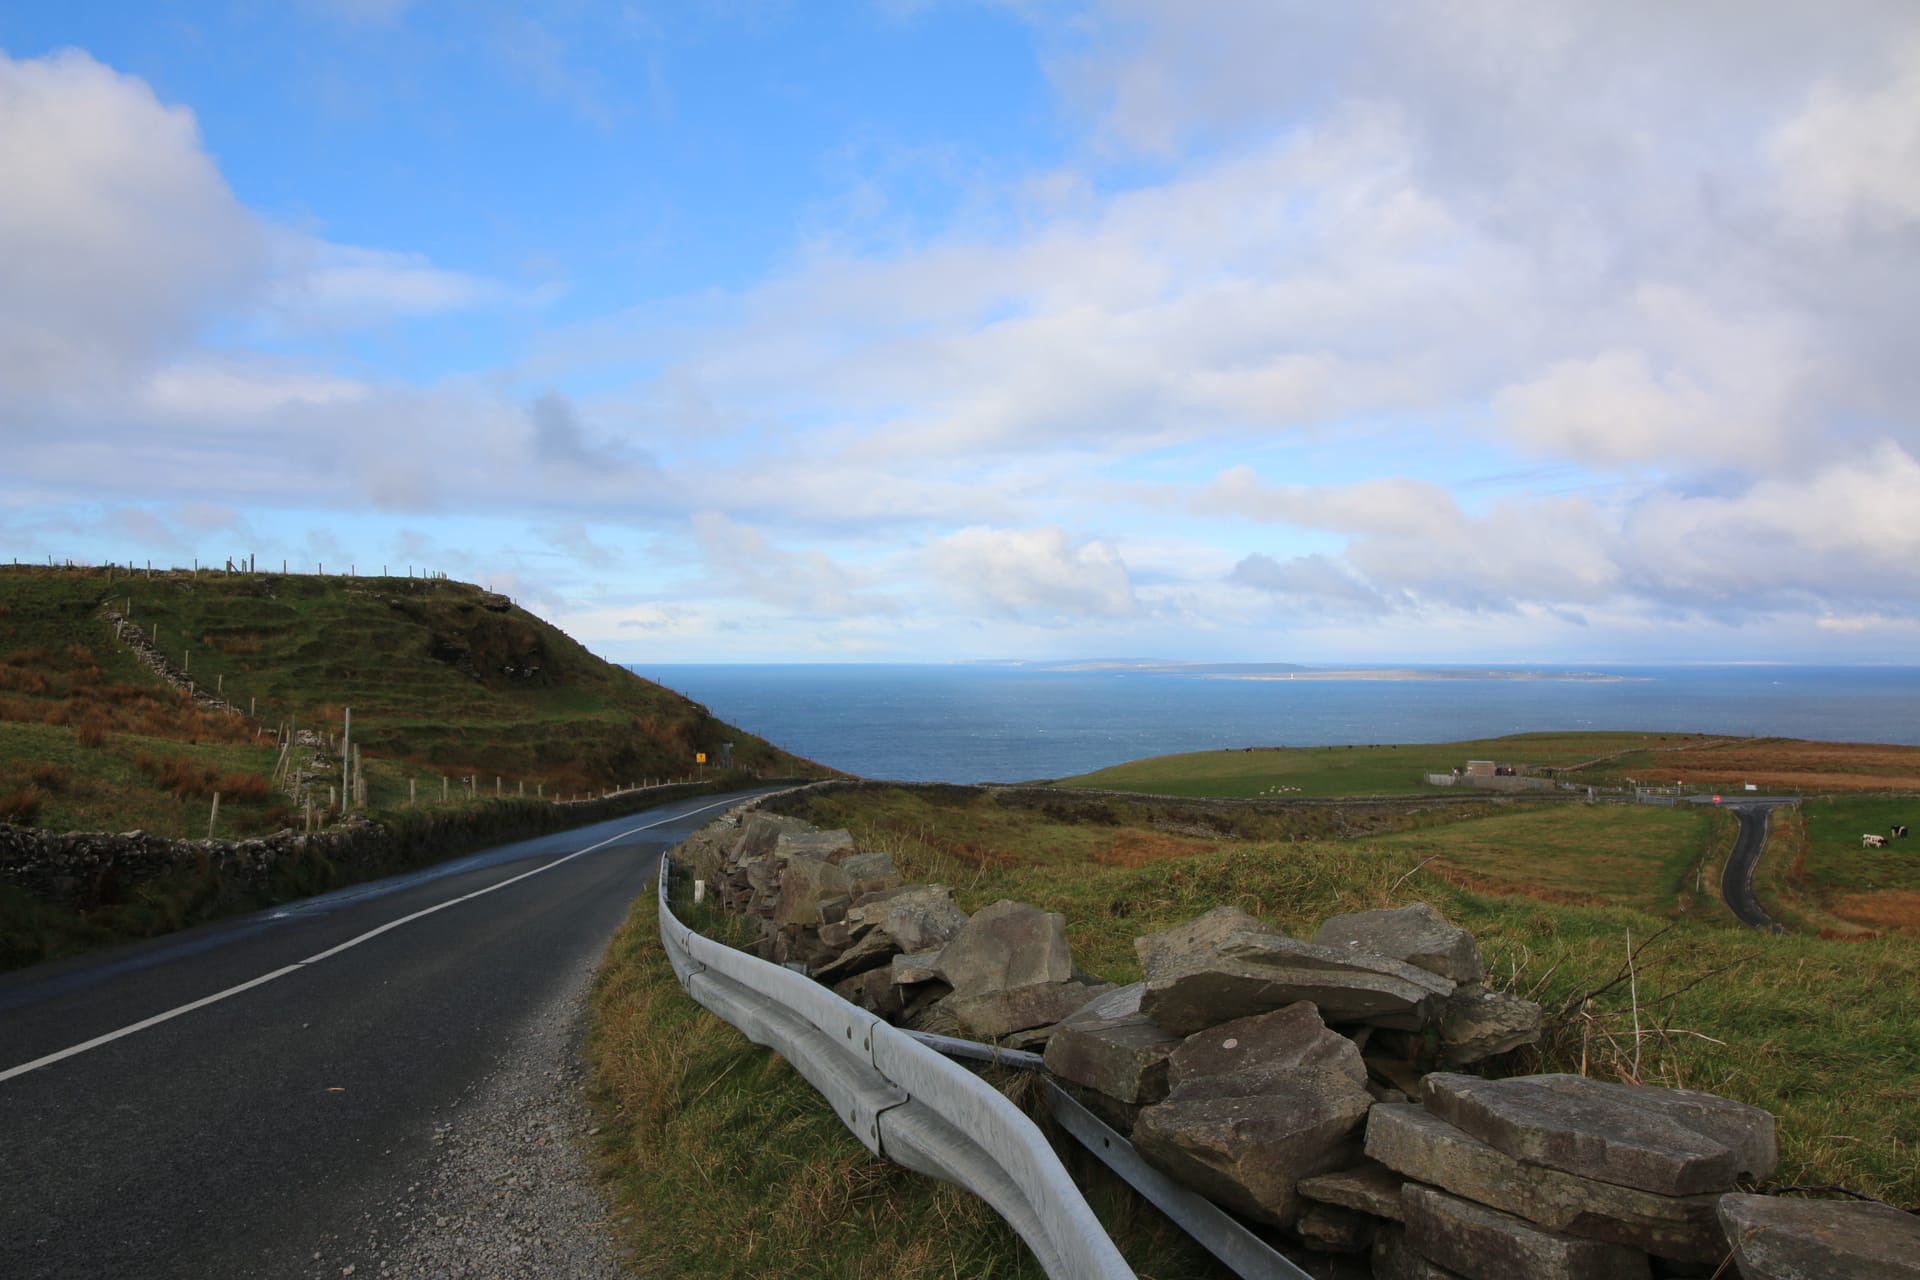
[782,788,1920,1208]
[1055,732,1713,799]
[586,872,1225,1279]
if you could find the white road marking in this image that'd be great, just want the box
[0,796,743,1084]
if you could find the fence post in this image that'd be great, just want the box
[208,792,220,839]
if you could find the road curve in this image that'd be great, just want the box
[1719,799,1792,932]
[0,788,770,1280]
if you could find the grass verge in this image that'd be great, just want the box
[585,867,1228,1278]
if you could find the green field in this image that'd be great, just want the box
[1054,731,1714,798]
[1370,803,1732,917]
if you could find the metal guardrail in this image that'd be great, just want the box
[657,854,1134,1280]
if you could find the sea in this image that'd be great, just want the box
[632,663,1920,785]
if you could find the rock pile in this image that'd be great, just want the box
[679,811,1111,1040]
[677,808,1920,1279]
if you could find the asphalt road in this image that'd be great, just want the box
[0,789,768,1280]
[1718,799,1793,932]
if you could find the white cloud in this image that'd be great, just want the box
[265,239,502,328]
[1771,36,1920,233]
[924,526,1136,622]
[137,359,371,420]
[0,49,267,402]
[1218,444,1920,624]
[690,511,896,616]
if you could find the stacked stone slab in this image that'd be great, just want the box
[1035,902,1551,1241]
[688,812,1107,1041]
[1357,1072,1781,1278]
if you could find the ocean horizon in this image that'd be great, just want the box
[631,662,1920,785]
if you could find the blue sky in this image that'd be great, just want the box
[5,2,1920,664]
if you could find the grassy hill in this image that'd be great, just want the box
[0,563,832,841]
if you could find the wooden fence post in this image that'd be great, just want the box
[208,792,220,839]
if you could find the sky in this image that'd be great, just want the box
[4,1,1920,665]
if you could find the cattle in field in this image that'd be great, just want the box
[1892,824,1909,839]
[1863,833,1887,848]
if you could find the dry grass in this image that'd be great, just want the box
[1829,891,1920,930]
[0,784,45,825]
[1621,738,1920,793]
[1085,830,1220,867]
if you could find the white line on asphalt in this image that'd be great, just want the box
[0,796,743,1084]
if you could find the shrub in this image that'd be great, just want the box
[0,785,44,825]
[28,763,65,789]
[77,718,108,748]
[214,772,274,804]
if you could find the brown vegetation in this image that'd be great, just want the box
[133,753,274,803]
[1830,890,1920,931]
[0,785,45,825]
[1086,830,1219,867]
[1645,738,1920,793]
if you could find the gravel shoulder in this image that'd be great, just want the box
[303,948,627,1280]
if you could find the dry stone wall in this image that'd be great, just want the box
[678,804,1920,1279]
[1,782,716,912]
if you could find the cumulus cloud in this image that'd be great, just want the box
[1771,35,1920,233]
[924,526,1136,622]
[690,511,896,616]
[1218,444,1920,624]
[0,49,267,402]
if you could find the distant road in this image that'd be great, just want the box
[0,789,769,1280]
[1718,799,1793,932]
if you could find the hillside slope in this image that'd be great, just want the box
[0,564,832,838]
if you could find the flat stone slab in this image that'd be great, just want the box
[831,850,901,896]
[949,979,1109,1041]
[1439,985,1543,1064]
[1167,1000,1368,1095]
[1066,980,1146,1024]
[1365,1104,1728,1263]
[772,828,855,861]
[1298,1158,1408,1222]
[1296,1201,1376,1254]
[1522,1074,1777,1180]
[845,883,967,955]
[1373,1224,1467,1280]
[890,949,944,986]
[1718,1193,1920,1279]
[937,899,1071,997]
[1422,1073,1741,1196]
[1043,1010,1181,1105]
[1314,902,1484,984]
[1402,1184,1652,1280]
[728,812,810,865]
[1138,914,1454,1035]
[771,856,853,927]
[1132,1069,1374,1228]
[809,927,898,983]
